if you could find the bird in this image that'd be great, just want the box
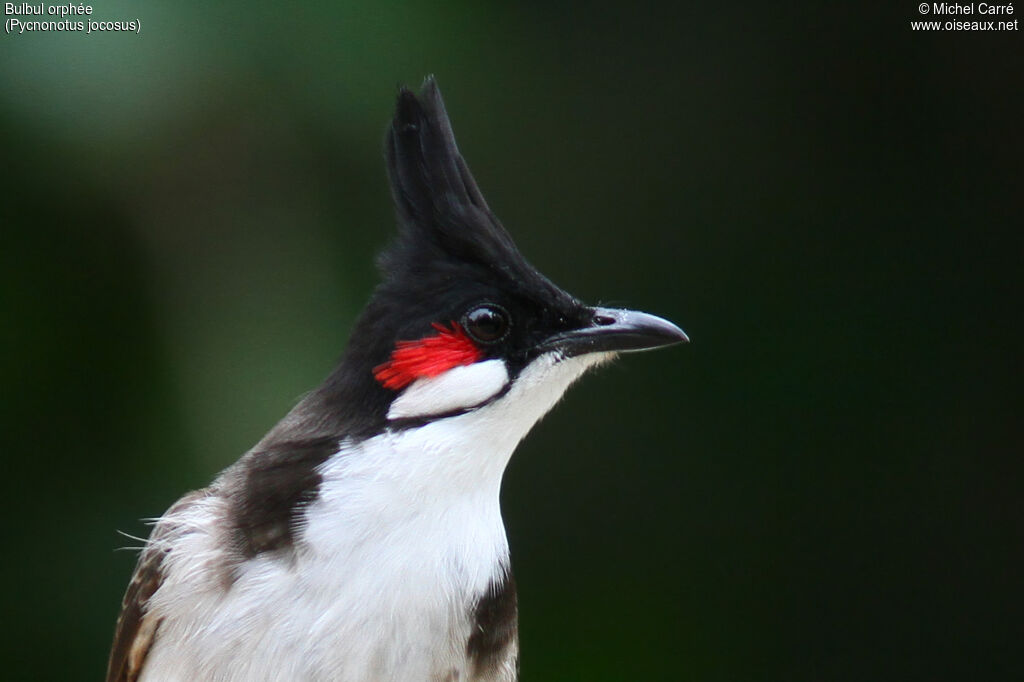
[106,77,688,682]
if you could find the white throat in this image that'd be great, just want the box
[297,350,614,678]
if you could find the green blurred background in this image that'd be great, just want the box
[2,2,1021,680]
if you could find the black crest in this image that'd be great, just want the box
[362,78,585,375]
[382,76,532,280]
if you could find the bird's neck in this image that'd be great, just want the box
[303,414,518,601]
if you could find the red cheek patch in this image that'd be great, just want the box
[373,322,483,390]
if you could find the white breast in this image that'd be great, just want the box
[139,351,611,681]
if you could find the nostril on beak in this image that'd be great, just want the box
[593,313,616,326]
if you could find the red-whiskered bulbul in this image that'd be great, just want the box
[107,78,688,682]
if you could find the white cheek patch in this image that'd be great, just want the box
[387,359,510,420]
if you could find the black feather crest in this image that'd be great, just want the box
[382,77,526,278]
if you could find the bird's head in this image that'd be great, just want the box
[307,78,686,442]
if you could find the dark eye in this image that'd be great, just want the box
[463,304,510,344]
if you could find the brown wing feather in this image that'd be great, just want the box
[106,491,204,682]
[105,544,166,682]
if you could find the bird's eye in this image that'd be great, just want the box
[463,304,510,344]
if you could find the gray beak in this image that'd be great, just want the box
[540,307,689,358]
